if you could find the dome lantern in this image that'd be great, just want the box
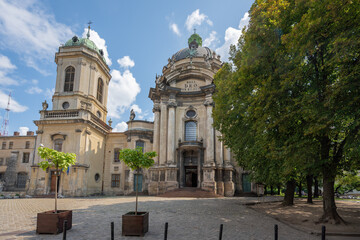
[188,30,202,49]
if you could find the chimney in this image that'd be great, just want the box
[27,131,34,136]
[14,131,20,136]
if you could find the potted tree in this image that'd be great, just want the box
[119,147,157,237]
[36,145,76,234]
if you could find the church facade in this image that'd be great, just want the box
[2,28,262,197]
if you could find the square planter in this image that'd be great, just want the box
[36,210,72,234]
[122,211,149,236]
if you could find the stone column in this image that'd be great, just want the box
[167,102,176,165]
[159,101,168,165]
[152,103,161,165]
[204,99,215,165]
[224,148,231,166]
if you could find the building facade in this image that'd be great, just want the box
[1,29,261,197]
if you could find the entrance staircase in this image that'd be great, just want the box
[157,187,221,198]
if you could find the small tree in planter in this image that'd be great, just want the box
[119,147,156,236]
[36,145,76,234]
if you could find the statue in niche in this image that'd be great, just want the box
[42,100,48,111]
[129,109,135,121]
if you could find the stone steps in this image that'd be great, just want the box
[157,187,221,198]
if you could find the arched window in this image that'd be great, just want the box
[64,66,75,92]
[97,78,103,103]
[185,121,197,141]
[136,140,145,153]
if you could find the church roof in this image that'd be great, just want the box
[171,32,213,62]
[64,35,107,65]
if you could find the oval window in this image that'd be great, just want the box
[95,173,100,182]
[97,111,102,118]
[62,102,70,109]
[186,110,196,118]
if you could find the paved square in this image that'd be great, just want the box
[1,196,321,239]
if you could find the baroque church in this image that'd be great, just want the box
[1,27,262,197]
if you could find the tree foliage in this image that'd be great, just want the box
[38,146,76,172]
[118,147,156,171]
[213,0,360,223]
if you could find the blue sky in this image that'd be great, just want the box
[0,0,253,135]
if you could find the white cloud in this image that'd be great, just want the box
[0,90,28,112]
[26,86,43,94]
[203,31,219,48]
[169,23,181,36]
[0,54,16,70]
[0,54,18,86]
[185,9,213,32]
[216,12,250,62]
[107,69,141,119]
[18,126,29,135]
[44,88,54,100]
[130,104,142,114]
[0,0,73,74]
[117,56,135,69]
[31,79,38,85]
[112,121,128,132]
[239,12,250,30]
[82,28,112,66]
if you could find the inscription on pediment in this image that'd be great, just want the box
[178,80,204,92]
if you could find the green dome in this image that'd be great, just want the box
[188,33,202,48]
[64,36,107,64]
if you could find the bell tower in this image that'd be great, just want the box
[52,24,111,122]
[29,25,112,197]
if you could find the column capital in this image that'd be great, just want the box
[203,99,214,106]
[167,101,177,108]
[153,103,161,112]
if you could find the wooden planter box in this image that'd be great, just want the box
[36,210,72,234]
[122,211,149,236]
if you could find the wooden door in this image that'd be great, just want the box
[50,172,57,192]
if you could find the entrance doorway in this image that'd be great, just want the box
[185,166,197,187]
[242,174,251,193]
[50,171,60,193]
[133,174,143,192]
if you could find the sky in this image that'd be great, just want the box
[0,0,253,135]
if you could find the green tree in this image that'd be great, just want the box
[335,171,360,196]
[213,0,360,224]
[38,145,76,213]
[119,147,156,215]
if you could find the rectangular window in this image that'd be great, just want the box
[25,141,30,149]
[23,152,30,163]
[114,148,120,162]
[111,174,120,188]
[2,142,6,149]
[9,142,13,149]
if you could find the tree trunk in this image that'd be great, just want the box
[319,168,346,224]
[306,174,313,204]
[55,167,58,213]
[318,137,345,224]
[298,181,302,198]
[314,177,319,198]
[282,179,296,206]
[277,185,281,195]
[270,186,274,195]
[135,169,138,215]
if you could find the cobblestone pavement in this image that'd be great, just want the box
[0,196,336,240]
